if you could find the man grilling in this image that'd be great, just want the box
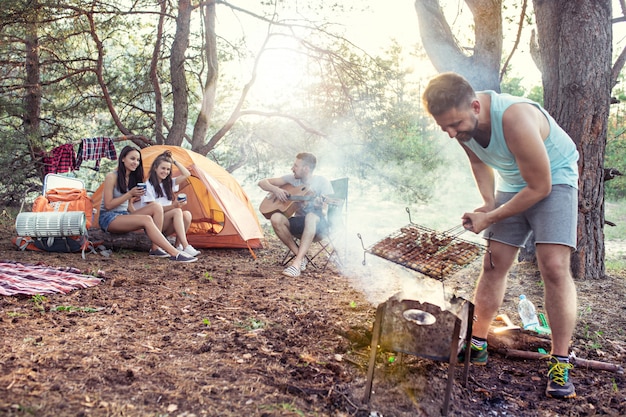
[422,72,579,400]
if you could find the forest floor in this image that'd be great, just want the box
[0,209,624,417]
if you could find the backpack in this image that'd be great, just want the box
[13,235,92,254]
[32,187,94,229]
[13,187,98,258]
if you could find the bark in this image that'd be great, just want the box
[88,229,174,252]
[86,12,127,136]
[414,0,503,90]
[24,21,41,141]
[190,0,218,152]
[168,0,192,147]
[24,5,43,176]
[533,0,612,279]
[150,0,167,145]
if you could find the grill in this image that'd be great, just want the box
[358,211,485,280]
[359,209,483,416]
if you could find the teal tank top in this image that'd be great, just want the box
[463,91,579,192]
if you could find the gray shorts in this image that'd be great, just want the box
[484,184,577,249]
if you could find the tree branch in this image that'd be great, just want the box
[500,0,528,81]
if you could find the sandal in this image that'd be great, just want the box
[300,259,308,271]
[282,265,301,277]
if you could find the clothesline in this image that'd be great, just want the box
[65,135,150,145]
[41,135,151,175]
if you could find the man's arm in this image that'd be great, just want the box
[258,177,290,202]
[462,144,496,211]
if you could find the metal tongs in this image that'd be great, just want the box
[405,207,470,239]
[442,223,470,239]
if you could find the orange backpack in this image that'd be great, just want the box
[32,187,94,230]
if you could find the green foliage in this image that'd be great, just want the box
[604,137,626,199]
[289,40,447,204]
[0,1,472,207]
[500,76,543,105]
[605,202,626,241]
[500,77,526,97]
[0,131,41,206]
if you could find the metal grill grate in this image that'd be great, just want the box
[364,223,484,279]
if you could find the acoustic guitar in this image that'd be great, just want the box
[258,183,314,219]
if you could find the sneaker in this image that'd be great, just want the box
[457,341,489,365]
[183,244,201,257]
[149,248,170,258]
[170,252,198,263]
[546,356,576,399]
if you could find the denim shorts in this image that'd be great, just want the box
[484,184,577,249]
[99,210,128,232]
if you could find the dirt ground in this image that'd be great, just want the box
[0,212,624,417]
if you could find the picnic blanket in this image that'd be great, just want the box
[0,260,103,296]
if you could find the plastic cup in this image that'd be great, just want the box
[137,182,147,191]
[177,193,187,203]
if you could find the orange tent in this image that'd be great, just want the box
[91,146,264,250]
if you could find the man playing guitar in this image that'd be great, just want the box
[258,153,334,277]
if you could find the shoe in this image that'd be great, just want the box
[457,341,489,365]
[170,252,198,263]
[282,265,301,277]
[546,356,576,399]
[149,248,170,258]
[300,259,308,271]
[183,244,201,257]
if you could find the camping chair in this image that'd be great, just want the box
[282,177,349,271]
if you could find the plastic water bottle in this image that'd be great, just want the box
[518,294,539,330]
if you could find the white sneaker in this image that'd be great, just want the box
[183,244,201,257]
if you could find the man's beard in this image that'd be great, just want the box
[456,117,479,143]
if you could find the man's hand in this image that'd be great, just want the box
[273,186,290,202]
[461,211,492,234]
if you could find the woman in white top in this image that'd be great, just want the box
[134,150,200,257]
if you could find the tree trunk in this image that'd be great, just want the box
[414,0,503,91]
[150,0,167,145]
[24,5,43,176]
[532,0,611,279]
[89,229,174,252]
[168,0,192,147]
[190,0,218,152]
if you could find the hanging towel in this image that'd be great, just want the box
[76,137,118,171]
[42,143,77,175]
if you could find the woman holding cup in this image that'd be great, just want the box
[134,150,200,257]
[99,146,197,262]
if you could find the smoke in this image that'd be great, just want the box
[237,135,487,306]
[319,137,485,306]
